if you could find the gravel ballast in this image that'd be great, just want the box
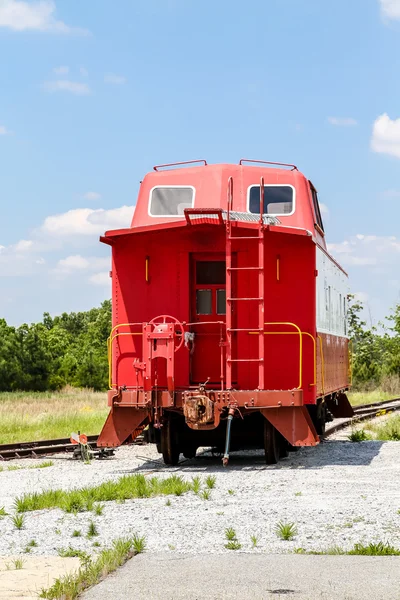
[1,438,400,557]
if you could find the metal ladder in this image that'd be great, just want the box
[225,176,266,390]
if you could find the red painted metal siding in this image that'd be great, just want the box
[316,333,349,396]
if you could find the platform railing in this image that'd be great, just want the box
[249,322,317,390]
[108,320,226,391]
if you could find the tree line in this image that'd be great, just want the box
[0,296,398,392]
[0,300,111,391]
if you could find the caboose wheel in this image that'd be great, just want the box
[161,418,180,466]
[279,434,289,459]
[264,420,279,465]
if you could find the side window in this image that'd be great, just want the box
[149,186,195,216]
[309,182,324,233]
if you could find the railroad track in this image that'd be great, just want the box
[0,434,146,461]
[325,397,400,437]
[1,398,399,461]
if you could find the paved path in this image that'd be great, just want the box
[82,552,400,600]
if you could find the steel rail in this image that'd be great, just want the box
[0,434,145,461]
[325,398,400,438]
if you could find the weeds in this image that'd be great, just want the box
[12,558,25,570]
[0,507,8,518]
[93,503,104,516]
[275,521,298,541]
[225,540,242,550]
[15,473,197,514]
[205,475,216,489]
[225,527,237,541]
[13,514,25,530]
[348,429,371,442]
[41,537,139,599]
[224,527,241,550]
[294,491,302,497]
[228,489,235,496]
[92,542,101,548]
[72,530,81,537]
[250,535,258,548]
[369,415,400,441]
[303,542,400,556]
[30,461,54,469]
[132,534,146,554]
[191,476,201,494]
[201,490,211,501]
[24,539,37,553]
[87,520,98,538]
[165,499,171,506]
[57,547,91,566]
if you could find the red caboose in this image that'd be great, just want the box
[97,159,353,465]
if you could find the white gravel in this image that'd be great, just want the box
[1,438,400,558]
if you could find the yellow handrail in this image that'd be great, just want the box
[317,335,325,397]
[108,323,143,389]
[348,338,353,386]
[264,322,303,389]
[249,324,317,389]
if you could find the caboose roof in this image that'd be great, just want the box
[101,160,334,253]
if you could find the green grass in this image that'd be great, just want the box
[12,558,25,570]
[225,540,242,550]
[0,507,8,518]
[368,415,400,441]
[348,429,372,442]
[72,530,81,537]
[0,388,108,444]
[191,476,201,494]
[201,489,211,501]
[93,503,104,516]
[275,521,298,541]
[87,520,98,539]
[250,534,258,548]
[205,475,216,489]
[57,547,91,565]
[41,537,144,600]
[131,534,146,554]
[348,390,396,407]
[225,527,237,541]
[300,542,400,556]
[15,473,199,514]
[13,514,25,530]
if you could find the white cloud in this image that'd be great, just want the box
[41,205,134,236]
[104,73,126,85]
[53,65,69,75]
[328,234,400,267]
[327,117,358,127]
[89,271,110,286]
[83,191,101,201]
[57,254,89,271]
[379,0,400,20]
[55,255,109,277]
[383,189,400,198]
[371,113,400,159]
[0,0,89,34]
[43,80,90,96]
[14,239,33,252]
[0,125,9,135]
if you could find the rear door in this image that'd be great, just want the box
[190,255,226,385]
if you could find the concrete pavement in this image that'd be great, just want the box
[82,552,400,600]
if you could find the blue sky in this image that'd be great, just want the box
[0,0,400,327]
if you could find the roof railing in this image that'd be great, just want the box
[239,159,298,171]
[153,159,207,171]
